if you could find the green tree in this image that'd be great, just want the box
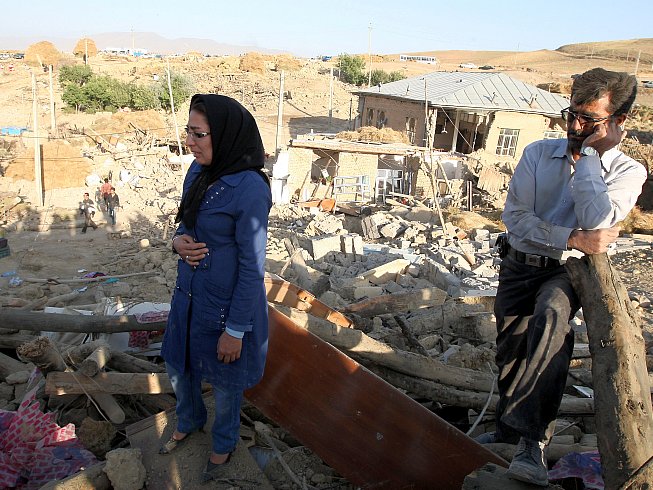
[158,72,194,111]
[338,54,367,85]
[388,71,406,83]
[370,69,406,86]
[62,84,88,112]
[59,64,93,87]
[129,83,160,110]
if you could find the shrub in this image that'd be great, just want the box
[158,72,194,111]
[338,54,367,85]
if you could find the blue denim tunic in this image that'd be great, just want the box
[162,163,271,390]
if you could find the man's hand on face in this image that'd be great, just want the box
[567,225,620,255]
[582,118,627,157]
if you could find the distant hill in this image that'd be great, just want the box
[557,38,653,65]
[0,32,287,56]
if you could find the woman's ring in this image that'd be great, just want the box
[185,255,189,261]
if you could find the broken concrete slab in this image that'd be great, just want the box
[361,258,411,285]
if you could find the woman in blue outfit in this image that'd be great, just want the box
[159,94,271,482]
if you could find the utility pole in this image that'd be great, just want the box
[48,65,56,133]
[367,23,373,87]
[423,77,428,147]
[166,59,185,184]
[131,27,135,55]
[634,50,641,75]
[329,67,334,130]
[32,73,43,207]
[275,70,285,157]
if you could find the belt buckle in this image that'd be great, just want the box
[524,253,542,267]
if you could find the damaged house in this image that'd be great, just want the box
[356,71,569,159]
[276,72,570,207]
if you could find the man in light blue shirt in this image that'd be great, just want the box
[477,68,647,486]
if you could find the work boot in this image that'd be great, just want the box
[507,437,548,486]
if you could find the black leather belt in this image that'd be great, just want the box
[507,247,560,268]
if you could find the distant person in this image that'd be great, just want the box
[158,94,271,482]
[79,192,97,233]
[100,178,112,209]
[475,68,647,486]
[106,187,120,226]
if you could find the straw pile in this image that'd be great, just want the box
[73,38,98,58]
[25,41,63,67]
[337,126,409,144]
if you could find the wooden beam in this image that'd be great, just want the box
[45,372,173,395]
[0,310,166,332]
[342,286,447,317]
[567,254,653,487]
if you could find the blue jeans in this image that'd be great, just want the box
[166,362,243,454]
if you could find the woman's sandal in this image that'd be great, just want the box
[201,452,232,483]
[158,429,202,455]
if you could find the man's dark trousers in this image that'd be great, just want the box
[493,255,580,443]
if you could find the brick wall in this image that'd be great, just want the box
[336,152,378,202]
[287,147,314,200]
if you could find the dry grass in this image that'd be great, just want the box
[446,209,505,233]
[73,38,98,58]
[274,55,302,72]
[337,126,408,144]
[239,52,265,74]
[622,206,653,234]
[25,41,63,67]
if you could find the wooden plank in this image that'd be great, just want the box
[45,372,173,395]
[342,286,448,317]
[567,254,653,487]
[245,307,507,489]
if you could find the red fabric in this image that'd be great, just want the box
[0,371,97,489]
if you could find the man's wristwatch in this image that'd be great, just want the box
[580,146,598,157]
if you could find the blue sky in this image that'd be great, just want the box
[3,0,651,56]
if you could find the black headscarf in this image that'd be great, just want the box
[175,94,267,228]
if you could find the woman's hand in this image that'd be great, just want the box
[217,333,242,363]
[172,234,208,266]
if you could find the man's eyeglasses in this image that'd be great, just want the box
[561,108,612,126]
[184,127,211,139]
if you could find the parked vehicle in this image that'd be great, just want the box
[479,65,495,70]
[459,62,476,69]
[643,81,653,88]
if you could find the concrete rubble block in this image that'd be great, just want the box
[308,234,342,261]
[383,281,405,294]
[5,371,30,385]
[472,228,491,241]
[16,284,45,300]
[412,235,427,245]
[396,273,416,288]
[471,239,491,252]
[361,258,411,285]
[423,259,461,291]
[49,283,73,295]
[379,221,406,239]
[314,214,345,235]
[353,286,384,300]
[406,264,420,277]
[103,448,146,490]
[472,262,497,278]
[0,383,14,400]
[340,233,364,255]
[405,208,436,223]
[361,215,381,240]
